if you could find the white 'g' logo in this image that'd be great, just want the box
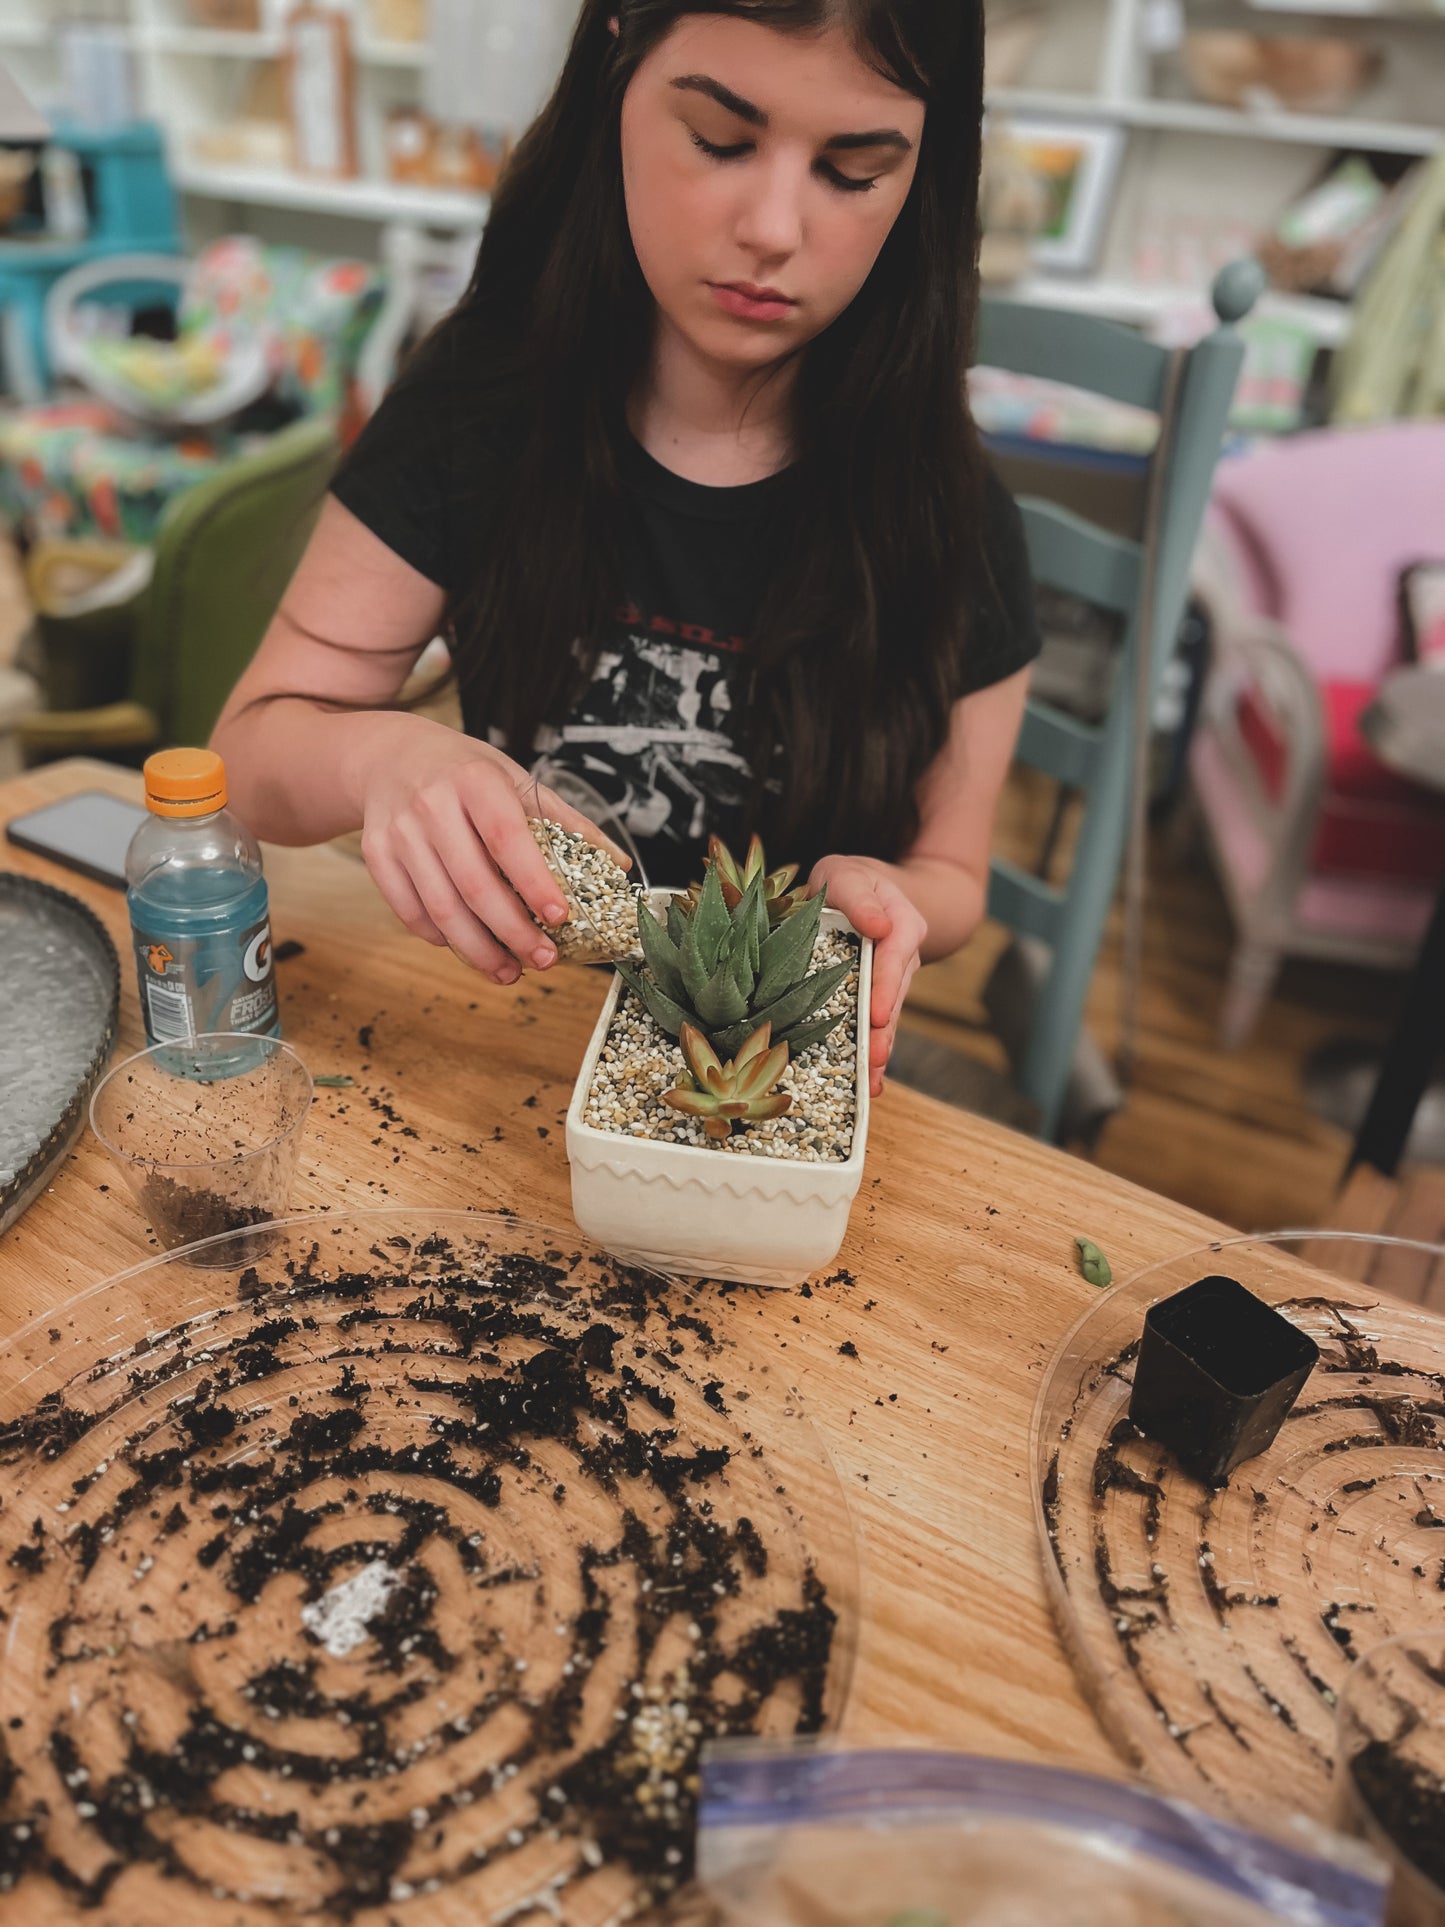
[243,928,272,983]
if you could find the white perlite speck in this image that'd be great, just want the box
[300,1560,403,1657]
[583,929,860,1163]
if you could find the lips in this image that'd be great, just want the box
[708,282,798,324]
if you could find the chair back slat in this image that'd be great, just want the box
[1017,496,1142,615]
[1013,700,1105,792]
[987,862,1067,950]
[978,298,1170,412]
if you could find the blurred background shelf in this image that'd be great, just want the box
[984,0,1445,355]
[1007,271,1354,344]
[174,158,487,224]
[144,24,428,65]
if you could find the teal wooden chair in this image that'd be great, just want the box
[979,262,1263,1142]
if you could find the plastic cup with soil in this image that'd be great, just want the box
[1127,1274,1320,1487]
[89,1033,312,1264]
[1335,1631,1445,1927]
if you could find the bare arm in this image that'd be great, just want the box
[811,667,1030,1093]
[214,496,447,843]
[213,498,625,986]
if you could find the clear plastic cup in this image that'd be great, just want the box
[1335,1632,1445,1927]
[89,1032,312,1264]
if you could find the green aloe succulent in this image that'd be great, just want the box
[674,833,813,928]
[661,1023,792,1140]
[617,843,850,1059]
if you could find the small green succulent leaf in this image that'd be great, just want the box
[692,861,731,973]
[715,910,753,1006]
[741,1090,791,1121]
[709,1016,764,1060]
[737,1041,789,1100]
[616,961,688,1039]
[679,1023,724,1091]
[679,908,713,1005]
[755,888,824,1007]
[775,1009,844,1055]
[710,834,742,894]
[637,902,686,1005]
[693,956,751,1031]
[734,867,765,976]
[751,958,851,1040]
[665,899,688,947]
[752,871,770,957]
[1076,1237,1113,1289]
[732,1023,774,1071]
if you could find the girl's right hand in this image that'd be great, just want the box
[354,715,629,985]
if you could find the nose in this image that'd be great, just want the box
[732,152,805,266]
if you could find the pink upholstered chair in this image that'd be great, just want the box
[1189,421,1445,1047]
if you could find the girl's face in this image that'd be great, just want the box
[619,14,925,374]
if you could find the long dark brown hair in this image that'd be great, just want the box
[438,0,989,863]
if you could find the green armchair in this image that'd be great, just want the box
[19,417,337,761]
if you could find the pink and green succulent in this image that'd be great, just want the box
[660,1023,792,1141]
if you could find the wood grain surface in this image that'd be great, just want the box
[0,759,1241,1782]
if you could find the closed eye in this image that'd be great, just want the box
[691,130,882,195]
[819,162,880,194]
[690,130,752,162]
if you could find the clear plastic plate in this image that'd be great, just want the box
[0,1210,856,1923]
[1032,1231,1445,1832]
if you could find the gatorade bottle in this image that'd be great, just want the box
[126,748,280,1048]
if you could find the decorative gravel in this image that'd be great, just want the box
[582,929,860,1162]
[529,818,642,963]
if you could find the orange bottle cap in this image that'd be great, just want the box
[144,748,228,819]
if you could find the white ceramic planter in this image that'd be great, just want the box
[566,902,873,1288]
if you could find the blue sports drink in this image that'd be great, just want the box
[126,748,280,1048]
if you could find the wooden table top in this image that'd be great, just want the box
[0,758,1236,1782]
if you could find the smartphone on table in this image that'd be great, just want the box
[5,791,149,890]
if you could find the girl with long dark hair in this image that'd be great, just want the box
[214,0,1040,1097]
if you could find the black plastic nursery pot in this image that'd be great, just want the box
[1128,1275,1320,1488]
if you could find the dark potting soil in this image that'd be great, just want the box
[1350,1741,1445,1890]
[140,1173,271,1246]
[0,1234,836,1919]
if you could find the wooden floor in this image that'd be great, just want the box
[1304,1165,1445,1308]
[901,769,1407,1235]
[0,537,1412,1237]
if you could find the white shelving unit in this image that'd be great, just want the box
[0,0,490,252]
[173,156,488,224]
[986,0,1445,342]
[2,0,1440,309]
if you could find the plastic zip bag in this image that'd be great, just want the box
[693,1744,1387,1927]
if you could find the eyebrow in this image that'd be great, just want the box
[669,74,913,152]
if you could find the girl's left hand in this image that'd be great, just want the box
[808,855,927,1098]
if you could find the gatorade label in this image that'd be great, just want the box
[134,914,279,1046]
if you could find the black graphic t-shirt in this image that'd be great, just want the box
[333,321,1041,887]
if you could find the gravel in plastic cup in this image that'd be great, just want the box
[528,814,643,964]
[1335,1632,1445,1927]
[89,1033,312,1265]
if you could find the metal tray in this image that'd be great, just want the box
[0,870,120,1235]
